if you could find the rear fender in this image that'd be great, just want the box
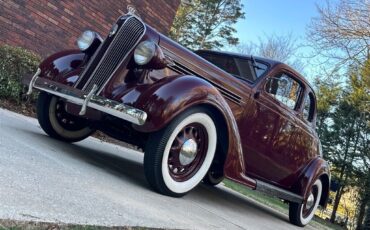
[132,75,246,176]
[294,157,330,206]
[38,50,86,86]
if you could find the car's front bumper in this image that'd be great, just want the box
[26,69,147,125]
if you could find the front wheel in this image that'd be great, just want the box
[203,169,224,186]
[289,179,322,226]
[37,92,95,143]
[144,107,217,197]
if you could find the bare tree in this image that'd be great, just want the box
[236,33,305,73]
[307,0,370,73]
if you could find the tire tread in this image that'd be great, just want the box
[36,92,93,143]
[144,106,216,197]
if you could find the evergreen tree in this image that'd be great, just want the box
[169,0,245,50]
[315,59,370,224]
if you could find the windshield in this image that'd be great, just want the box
[197,52,268,82]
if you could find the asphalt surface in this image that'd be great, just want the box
[0,108,316,230]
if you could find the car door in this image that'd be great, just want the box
[291,90,319,168]
[241,71,304,188]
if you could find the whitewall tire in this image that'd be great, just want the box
[289,179,322,226]
[144,107,217,197]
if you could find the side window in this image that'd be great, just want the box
[265,73,302,110]
[198,52,268,82]
[200,53,240,77]
[252,61,269,79]
[303,93,315,122]
[234,58,268,82]
[234,58,255,82]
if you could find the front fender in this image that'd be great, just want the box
[133,75,222,132]
[295,157,330,206]
[131,75,246,177]
[38,49,86,86]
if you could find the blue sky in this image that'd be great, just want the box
[234,0,326,80]
[235,0,321,45]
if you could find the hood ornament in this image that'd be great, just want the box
[127,5,140,18]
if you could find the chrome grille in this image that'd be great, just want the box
[77,16,145,92]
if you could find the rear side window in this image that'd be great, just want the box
[303,93,315,122]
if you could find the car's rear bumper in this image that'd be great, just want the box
[26,69,147,125]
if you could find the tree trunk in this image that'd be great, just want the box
[356,196,368,230]
[364,202,370,230]
[330,185,344,223]
[363,174,370,230]
[357,167,370,230]
[330,119,357,223]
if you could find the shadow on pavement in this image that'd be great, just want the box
[22,130,148,189]
[22,128,291,226]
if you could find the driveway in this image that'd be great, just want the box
[0,108,315,230]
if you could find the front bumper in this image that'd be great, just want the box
[27,69,147,125]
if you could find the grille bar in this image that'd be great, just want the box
[77,16,145,93]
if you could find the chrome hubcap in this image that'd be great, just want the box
[179,139,198,165]
[306,193,315,210]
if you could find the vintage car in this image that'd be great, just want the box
[25,8,330,226]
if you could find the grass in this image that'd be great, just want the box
[223,179,289,214]
[0,219,160,230]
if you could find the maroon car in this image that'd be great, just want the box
[26,8,330,226]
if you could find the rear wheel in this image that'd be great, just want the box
[37,92,94,142]
[144,107,217,197]
[289,179,322,226]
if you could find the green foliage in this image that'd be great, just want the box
[347,59,370,117]
[315,59,370,224]
[169,0,245,50]
[315,80,341,119]
[0,45,41,103]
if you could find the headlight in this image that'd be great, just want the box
[134,41,156,65]
[77,30,96,51]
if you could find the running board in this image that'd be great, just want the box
[255,180,303,203]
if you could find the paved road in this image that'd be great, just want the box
[0,108,316,230]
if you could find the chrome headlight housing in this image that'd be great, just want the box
[134,41,156,65]
[77,30,96,51]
